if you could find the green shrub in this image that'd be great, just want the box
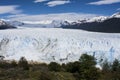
[18,57,29,70]
[29,71,52,80]
[11,60,17,67]
[48,62,61,72]
[79,54,100,80]
[65,61,80,73]
[0,61,11,69]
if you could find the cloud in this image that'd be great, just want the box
[8,13,98,22]
[6,14,28,18]
[0,5,22,14]
[34,0,71,7]
[46,0,70,7]
[34,0,48,3]
[88,0,120,5]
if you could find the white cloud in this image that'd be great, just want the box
[8,13,98,22]
[88,0,120,5]
[34,0,48,3]
[7,14,28,18]
[0,5,22,14]
[46,0,70,7]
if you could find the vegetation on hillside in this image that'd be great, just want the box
[0,54,119,80]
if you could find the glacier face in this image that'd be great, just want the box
[0,28,120,63]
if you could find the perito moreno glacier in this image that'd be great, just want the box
[0,28,120,63]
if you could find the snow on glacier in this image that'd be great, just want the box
[0,28,120,63]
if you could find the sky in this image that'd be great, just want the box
[0,0,120,21]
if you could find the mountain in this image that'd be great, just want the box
[111,12,120,18]
[5,20,68,28]
[0,19,16,29]
[87,16,108,22]
[6,20,25,27]
[62,18,120,33]
[0,28,120,63]
[62,12,120,33]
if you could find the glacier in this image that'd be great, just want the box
[0,28,120,63]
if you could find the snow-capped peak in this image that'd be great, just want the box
[0,19,7,25]
[22,20,52,24]
[87,16,108,22]
[0,19,16,29]
[111,12,120,18]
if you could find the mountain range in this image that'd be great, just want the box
[0,12,120,33]
[62,12,120,33]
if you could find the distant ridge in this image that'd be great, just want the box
[62,12,120,33]
[0,19,16,29]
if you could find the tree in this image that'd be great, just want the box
[65,61,80,73]
[11,60,17,67]
[101,59,111,72]
[18,57,29,70]
[48,62,61,72]
[79,54,100,80]
[112,59,120,72]
[111,59,120,80]
[79,54,96,67]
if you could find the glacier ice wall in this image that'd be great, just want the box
[0,28,120,63]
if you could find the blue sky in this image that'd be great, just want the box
[0,0,120,20]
